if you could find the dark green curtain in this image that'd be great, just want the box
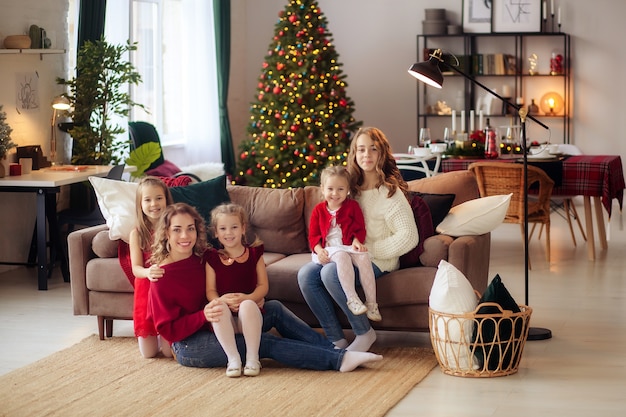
[77,0,107,48]
[213,0,235,177]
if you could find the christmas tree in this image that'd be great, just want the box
[0,105,17,159]
[234,0,361,188]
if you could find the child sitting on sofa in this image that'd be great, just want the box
[205,203,268,377]
[308,166,381,322]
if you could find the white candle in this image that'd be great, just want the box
[470,110,475,132]
[551,0,554,15]
[543,1,547,19]
[451,110,456,132]
[558,7,561,24]
[479,110,484,130]
[460,110,466,133]
[502,84,512,97]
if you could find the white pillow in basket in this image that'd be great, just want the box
[429,260,478,370]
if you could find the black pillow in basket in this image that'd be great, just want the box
[471,274,523,371]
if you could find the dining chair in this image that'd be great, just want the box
[469,161,554,266]
[547,144,587,245]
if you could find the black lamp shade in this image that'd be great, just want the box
[408,59,444,89]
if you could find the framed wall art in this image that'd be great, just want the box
[492,0,542,33]
[463,0,492,33]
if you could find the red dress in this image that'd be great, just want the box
[207,245,264,296]
[118,240,157,337]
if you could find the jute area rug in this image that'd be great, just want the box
[0,335,437,417]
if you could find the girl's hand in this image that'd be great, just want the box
[352,241,368,252]
[204,299,224,323]
[220,293,246,312]
[317,249,330,264]
[147,264,165,282]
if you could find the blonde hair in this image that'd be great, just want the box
[319,165,351,189]
[346,126,409,199]
[135,176,174,251]
[209,203,262,248]
[150,203,208,265]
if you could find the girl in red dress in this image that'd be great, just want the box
[206,203,269,377]
[128,176,173,358]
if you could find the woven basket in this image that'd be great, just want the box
[429,301,532,377]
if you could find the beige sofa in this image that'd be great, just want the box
[69,170,490,340]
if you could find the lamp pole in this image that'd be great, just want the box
[408,49,552,340]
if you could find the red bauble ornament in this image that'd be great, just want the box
[273,86,281,94]
[318,27,325,35]
[290,124,299,132]
[288,14,297,23]
[257,93,264,101]
[274,113,281,119]
[277,63,285,70]
[240,152,247,160]
[339,98,347,107]
[262,62,268,68]
[305,155,314,163]
[246,169,253,176]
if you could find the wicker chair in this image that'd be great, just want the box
[469,162,554,265]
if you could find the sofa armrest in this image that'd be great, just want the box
[448,233,491,294]
[419,232,491,295]
[68,224,109,315]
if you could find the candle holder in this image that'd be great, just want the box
[539,92,564,116]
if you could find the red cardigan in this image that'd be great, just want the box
[308,198,366,250]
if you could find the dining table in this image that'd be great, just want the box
[442,155,625,261]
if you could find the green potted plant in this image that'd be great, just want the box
[57,37,145,165]
[0,105,17,177]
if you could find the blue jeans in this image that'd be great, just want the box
[171,300,344,370]
[297,261,384,343]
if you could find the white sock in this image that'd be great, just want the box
[333,338,349,349]
[339,351,383,372]
[347,328,376,352]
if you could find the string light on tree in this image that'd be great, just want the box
[235,0,361,188]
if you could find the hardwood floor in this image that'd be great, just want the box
[1,199,625,416]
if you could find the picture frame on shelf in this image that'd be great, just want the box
[463,0,492,33]
[492,0,542,33]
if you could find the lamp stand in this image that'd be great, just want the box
[519,107,552,341]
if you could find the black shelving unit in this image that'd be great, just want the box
[416,32,570,144]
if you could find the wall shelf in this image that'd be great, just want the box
[0,49,65,60]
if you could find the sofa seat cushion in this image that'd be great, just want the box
[228,185,308,254]
[265,253,311,303]
[86,259,134,292]
[374,268,435,307]
[263,252,287,267]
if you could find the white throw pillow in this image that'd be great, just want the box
[89,176,138,243]
[435,193,512,237]
[429,260,478,370]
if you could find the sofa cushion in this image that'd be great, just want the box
[407,170,479,207]
[399,194,434,268]
[227,185,308,255]
[436,194,511,237]
[89,177,139,243]
[170,175,231,243]
[92,230,119,258]
[411,192,455,228]
[145,159,181,177]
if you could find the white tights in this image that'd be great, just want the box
[332,251,377,305]
[138,335,173,358]
[211,299,262,366]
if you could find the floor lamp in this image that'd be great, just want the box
[408,49,552,340]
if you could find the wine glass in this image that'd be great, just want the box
[419,128,431,148]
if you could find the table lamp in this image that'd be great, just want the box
[408,48,552,340]
[51,96,70,164]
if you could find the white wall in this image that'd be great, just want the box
[229,0,626,159]
[0,0,69,272]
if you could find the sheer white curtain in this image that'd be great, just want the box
[105,0,221,165]
[180,0,221,164]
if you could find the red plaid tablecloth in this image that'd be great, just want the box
[442,155,625,216]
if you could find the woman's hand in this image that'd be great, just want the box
[203,299,225,323]
[147,264,165,282]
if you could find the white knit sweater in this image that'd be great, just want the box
[355,186,419,272]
